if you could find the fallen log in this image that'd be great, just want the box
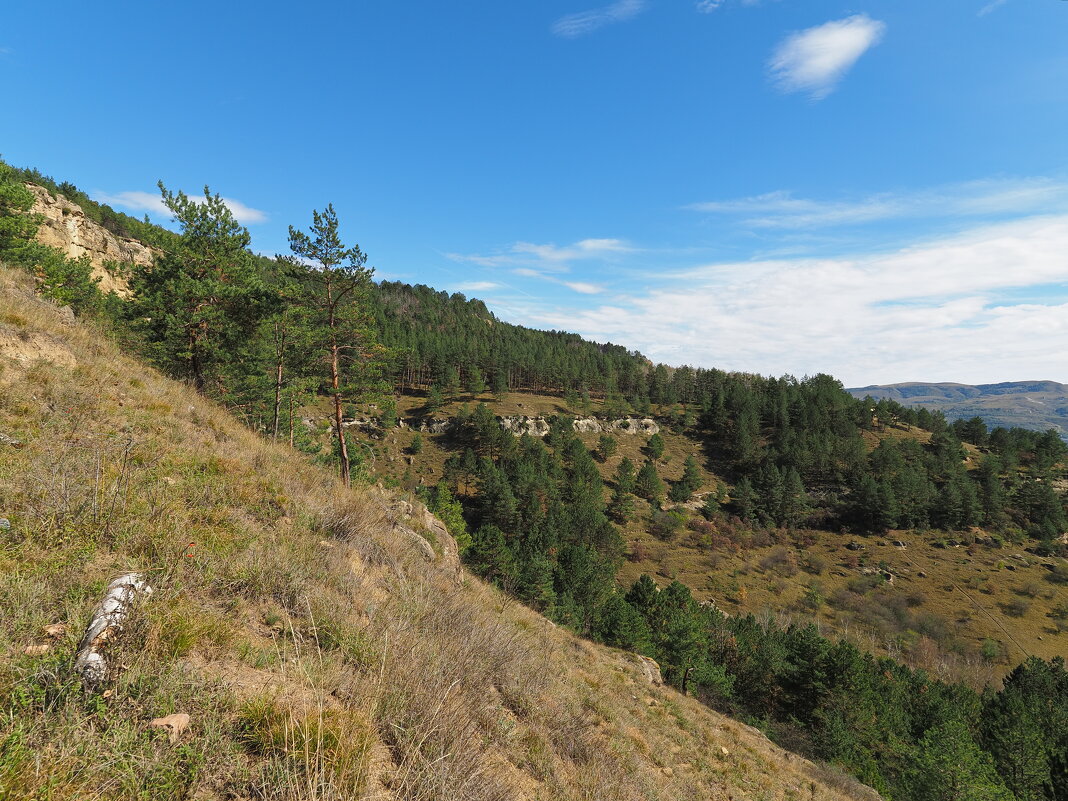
[74,572,152,689]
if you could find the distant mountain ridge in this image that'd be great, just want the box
[847,380,1068,436]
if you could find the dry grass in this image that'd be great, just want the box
[0,264,876,800]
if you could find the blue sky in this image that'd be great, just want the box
[3,0,1067,385]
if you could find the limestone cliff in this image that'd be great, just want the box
[26,183,154,294]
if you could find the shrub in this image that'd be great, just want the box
[649,510,685,539]
[1001,598,1031,618]
[759,547,798,577]
[1047,562,1068,585]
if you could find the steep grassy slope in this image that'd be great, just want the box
[848,381,1068,437]
[0,265,877,800]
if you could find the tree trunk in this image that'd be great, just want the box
[271,319,286,442]
[75,573,153,689]
[327,280,350,486]
[272,360,283,442]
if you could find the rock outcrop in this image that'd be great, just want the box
[498,415,659,438]
[628,653,664,686]
[499,415,551,437]
[26,183,156,295]
[386,497,461,573]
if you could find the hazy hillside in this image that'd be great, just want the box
[848,381,1068,437]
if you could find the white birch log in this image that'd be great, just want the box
[74,572,152,688]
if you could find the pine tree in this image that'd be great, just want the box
[467,524,516,587]
[596,594,652,653]
[909,719,1013,801]
[669,454,702,502]
[425,384,444,414]
[596,434,617,463]
[646,433,665,460]
[635,460,664,504]
[613,457,637,494]
[287,204,383,485]
[129,183,274,395]
[0,162,39,263]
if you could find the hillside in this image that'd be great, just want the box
[0,264,876,800]
[4,161,1067,800]
[347,391,1068,680]
[848,381,1068,437]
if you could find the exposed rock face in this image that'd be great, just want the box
[497,415,659,438]
[417,418,453,434]
[26,183,156,295]
[628,653,664,686]
[387,498,460,573]
[499,415,551,437]
[607,418,660,435]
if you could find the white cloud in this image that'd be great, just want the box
[688,178,1068,229]
[448,237,633,272]
[978,0,1009,16]
[768,14,885,99]
[93,189,268,225]
[517,214,1068,385]
[696,0,760,11]
[219,197,268,224]
[93,190,169,217]
[455,281,501,292]
[552,0,646,38]
[562,281,605,294]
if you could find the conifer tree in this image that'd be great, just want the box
[0,162,38,262]
[613,457,637,494]
[635,460,664,504]
[908,719,1013,801]
[287,204,382,485]
[646,433,665,460]
[130,183,274,394]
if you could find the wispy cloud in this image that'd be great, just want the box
[552,0,646,38]
[455,281,501,292]
[768,14,885,99]
[695,0,760,12]
[562,281,605,294]
[447,238,633,273]
[688,178,1068,229]
[93,189,268,225]
[520,214,1068,385]
[978,0,1009,16]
